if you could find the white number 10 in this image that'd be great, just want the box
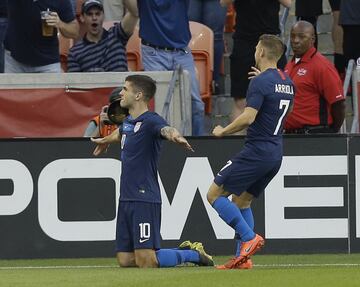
[274,99,291,135]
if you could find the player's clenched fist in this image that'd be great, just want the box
[212,125,225,137]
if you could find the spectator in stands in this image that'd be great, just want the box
[67,0,138,72]
[136,0,205,136]
[329,0,345,79]
[295,0,322,48]
[84,87,122,137]
[4,0,79,73]
[188,0,227,94]
[103,0,124,22]
[0,0,7,73]
[284,21,345,134]
[220,0,291,126]
[339,0,360,66]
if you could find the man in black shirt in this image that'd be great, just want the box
[220,0,291,126]
[340,0,360,66]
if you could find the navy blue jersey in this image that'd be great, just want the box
[240,68,294,161]
[119,111,167,203]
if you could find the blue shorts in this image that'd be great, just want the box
[214,157,282,198]
[116,201,162,252]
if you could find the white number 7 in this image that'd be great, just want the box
[274,99,291,135]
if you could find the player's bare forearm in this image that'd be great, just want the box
[213,107,258,137]
[91,129,121,156]
[161,126,194,152]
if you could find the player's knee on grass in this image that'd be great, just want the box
[135,250,158,268]
[116,252,136,267]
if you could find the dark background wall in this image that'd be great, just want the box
[0,135,357,259]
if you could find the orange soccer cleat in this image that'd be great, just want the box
[216,258,253,270]
[239,234,265,258]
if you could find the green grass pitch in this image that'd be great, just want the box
[1,254,360,287]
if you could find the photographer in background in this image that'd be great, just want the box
[84,87,128,137]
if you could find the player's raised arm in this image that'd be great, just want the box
[91,128,121,156]
[213,107,258,137]
[160,126,194,152]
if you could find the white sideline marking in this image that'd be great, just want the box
[255,263,360,268]
[0,263,360,270]
[0,265,117,270]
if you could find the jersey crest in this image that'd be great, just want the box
[134,122,142,133]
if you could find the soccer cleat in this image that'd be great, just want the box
[178,240,193,250]
[178,240,214,266]
[216,258,253,270]
[239,234,265,258]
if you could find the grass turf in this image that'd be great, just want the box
[0,254,360,287]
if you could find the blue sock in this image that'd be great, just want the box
[235,207,255,256]
[155,249,200,267]
[212,197,255,243]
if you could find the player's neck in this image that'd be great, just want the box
[129,104,148,119]
[258,61,277,73]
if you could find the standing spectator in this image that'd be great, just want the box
[188,0,227,94]
[329,0,345,78]
[220,0,291,125]
[103,0,124,22]
[208,35,294,270]
[295,0,322,48]
[4,0,79,73]
[67,0,138,72]
[339,0,360,65]
[284,21,345,134]
[0,0,7,73]
[136,0,205,136]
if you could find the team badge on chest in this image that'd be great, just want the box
[297,68,307,76]
[134,122,142,133]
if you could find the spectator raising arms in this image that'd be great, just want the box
[136,0,205,136]
[4,0,79,73]
[67,0,138,72]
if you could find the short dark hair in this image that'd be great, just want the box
[258,34,284,61]
[125,75,157,101]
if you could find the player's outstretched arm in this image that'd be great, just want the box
[160,126,194,152]
[213,107,258,137]
[91,128,121,156]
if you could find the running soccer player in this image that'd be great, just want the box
[91,74,213,268]
[207,34,294,269]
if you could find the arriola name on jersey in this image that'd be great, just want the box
[274,84,294,95]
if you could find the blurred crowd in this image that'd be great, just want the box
[0,0,359,136]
